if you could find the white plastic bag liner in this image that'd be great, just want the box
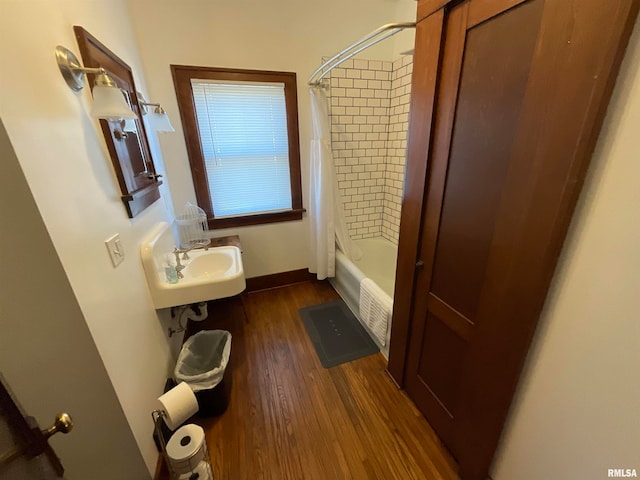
[174,330,231,392]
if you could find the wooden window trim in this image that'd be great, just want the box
[171,65,304,229]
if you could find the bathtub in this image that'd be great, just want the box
[329,237,398,358]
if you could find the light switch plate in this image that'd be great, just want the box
[105,234,125,268]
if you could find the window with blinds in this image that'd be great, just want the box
[171,66,302,228]
[191,80,292,217]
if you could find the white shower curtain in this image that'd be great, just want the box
[308,86,361,280]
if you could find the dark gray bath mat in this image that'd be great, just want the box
[299,300,379,368]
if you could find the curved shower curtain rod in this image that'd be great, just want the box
[308,22,417,87]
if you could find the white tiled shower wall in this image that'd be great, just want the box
[328,55,413,244]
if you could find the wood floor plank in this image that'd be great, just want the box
[171,281,459,480]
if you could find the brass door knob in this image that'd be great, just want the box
[42,413,73,440]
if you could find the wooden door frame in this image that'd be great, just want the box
[387,6,446,389]
[417,0,457,22]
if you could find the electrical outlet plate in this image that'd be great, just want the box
[105,234,125,268]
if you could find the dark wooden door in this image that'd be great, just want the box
[0,376,67,479]
[391,0,639,478]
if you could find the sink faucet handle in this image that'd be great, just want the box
[189,239,211,251]
[173,248,183,269]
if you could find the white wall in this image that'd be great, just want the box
[127,0,407,278]
[392,0,418,57]
[0,120,149,479]
[492,19,640,480]
[0,1,183,474]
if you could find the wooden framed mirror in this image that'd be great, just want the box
[74,26,162,218]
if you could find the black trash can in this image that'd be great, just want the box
[174,330,232,417]
[194,354,232,416]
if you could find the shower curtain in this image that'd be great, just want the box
[308,86,361,280]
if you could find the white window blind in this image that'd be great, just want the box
[191,79,292,218]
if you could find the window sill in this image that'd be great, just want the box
[208,208,305,229]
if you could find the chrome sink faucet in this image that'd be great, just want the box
[172,241,211,279]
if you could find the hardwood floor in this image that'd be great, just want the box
[175,281,459,480]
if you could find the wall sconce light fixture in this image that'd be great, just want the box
[55,45,137,121]
[148,106,176,133]
[138,93,175,133]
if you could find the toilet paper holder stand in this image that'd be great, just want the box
[151,409,175,477]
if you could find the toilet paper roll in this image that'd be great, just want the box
[158,382,198,430]
[178,460,213,480]
[166,424,205,468]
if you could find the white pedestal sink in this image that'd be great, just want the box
[140,222,246,309]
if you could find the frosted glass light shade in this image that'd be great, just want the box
[150,112,175,132]
[122,118,137,132]
[90,86,137,121]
